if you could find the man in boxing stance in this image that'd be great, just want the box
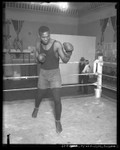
[32,26,74,133]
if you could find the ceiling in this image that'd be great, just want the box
[68,2,115,9]
[34,2,116,10]
[5,2,116,17]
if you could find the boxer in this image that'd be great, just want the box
[32,26,74,133]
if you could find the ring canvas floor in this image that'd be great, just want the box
[3,96,116,144]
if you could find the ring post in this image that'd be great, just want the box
[94,56,103,98]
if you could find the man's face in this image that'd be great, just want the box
[40,31,50,45]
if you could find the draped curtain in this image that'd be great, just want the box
[12,20,24,51]
[100,18,109,44]
[110,16,116,42]
[3,19,11,49]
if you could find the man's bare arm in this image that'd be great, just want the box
[34,42,40,62]
[55,41,71,63]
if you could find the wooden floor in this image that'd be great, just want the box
[3,96,116,145]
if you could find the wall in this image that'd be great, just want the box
[77,4,117,78]
[78,5,116,24]
[78,20,115,47]
[5,4,116,50]
[6,8,79,49]
[78,4,116,47]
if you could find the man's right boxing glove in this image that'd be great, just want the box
[38,53,46,63]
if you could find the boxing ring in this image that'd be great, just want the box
[3,57,117,145]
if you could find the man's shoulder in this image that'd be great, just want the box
[54,40,62,45]
[54,40,62,49]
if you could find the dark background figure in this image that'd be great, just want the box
[78,57,85,93]
[82,60,91,94]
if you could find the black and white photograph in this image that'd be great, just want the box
[2,2,117,146]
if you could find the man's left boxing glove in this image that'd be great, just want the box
[38,53,46,63]
[63,42,74,57]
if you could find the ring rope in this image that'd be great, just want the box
[3,61,80,66]
[3,76,38,80]
[102,74,117,79]
[3,72,117,80]
[92,73,116,79]
[3,73,96,80]
[3,62,78,66]
[3,63,36,66]
[3,61,116,66]
[103,62,116,65]
[3,87,37,92]
[63,73,95,76]
[62,83,97,87]
[3,82,97,92]
[102,84,117,91]
[3,82,116,92]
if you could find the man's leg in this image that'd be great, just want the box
[32,69,49,118]
[84,75,89,94]
[51,88,62,133]
[32,88,46,118]
[78,75,83,92]
[83,75,88,94]
[81,76,85,93]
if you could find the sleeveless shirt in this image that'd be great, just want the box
[40,40,59,70]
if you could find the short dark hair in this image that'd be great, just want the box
[98,53,103,57]
[80,57,85,61]
[38,26,50,35]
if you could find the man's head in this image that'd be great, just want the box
[38,26,50,45]
[80,57,85,64]
[85,60,89,65]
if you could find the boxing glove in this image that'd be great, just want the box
[63,42,74,55]
[38,53,46,63]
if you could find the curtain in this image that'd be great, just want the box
[12,20,24,37]
[100,18,109,44]
[11,20,24,76]
[110,16,116,42]
[12,20,24,51]
[3,20,11,49]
